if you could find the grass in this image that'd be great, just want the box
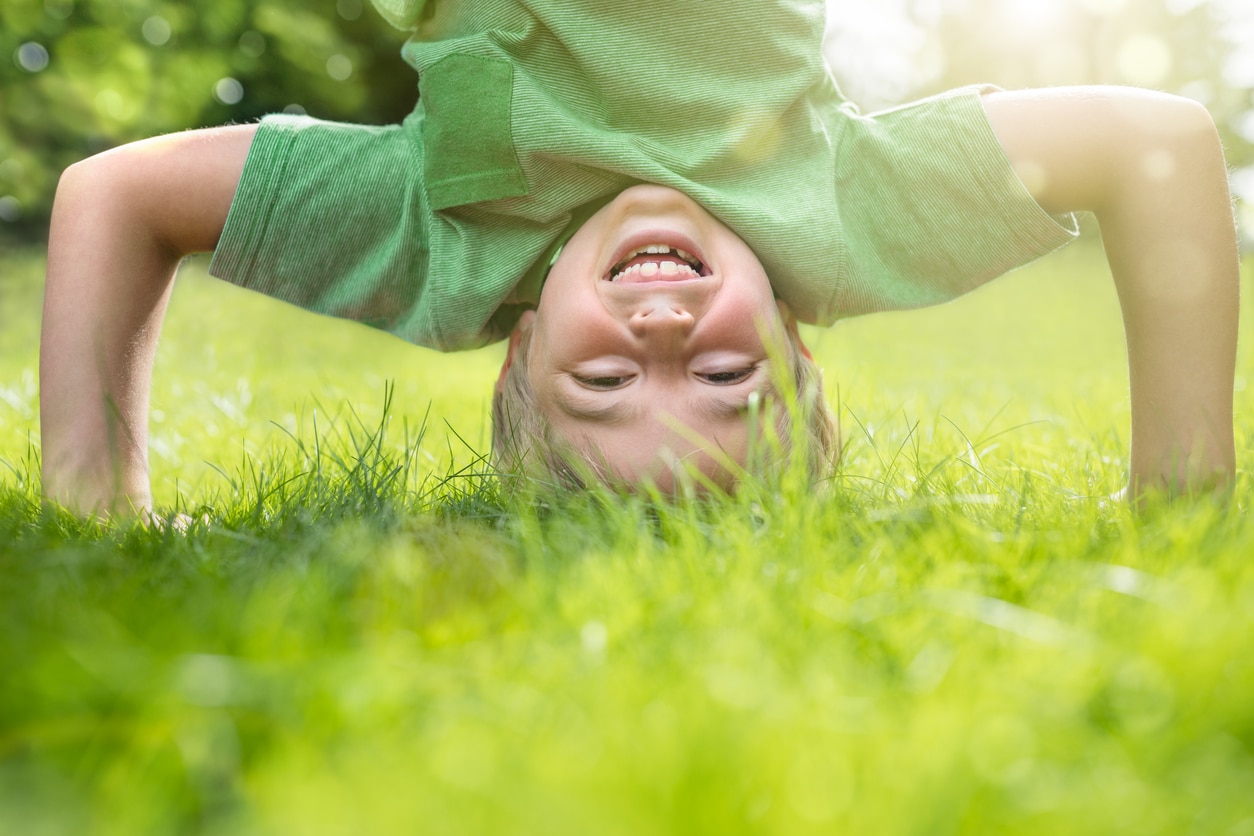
[2,244,1253,834]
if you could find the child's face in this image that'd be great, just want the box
[525,184,788,489]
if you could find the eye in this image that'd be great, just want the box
[575,374,632,390]
[698,366,757,385]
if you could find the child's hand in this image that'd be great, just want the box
[141,509,211,534]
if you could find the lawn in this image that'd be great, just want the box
[2,242,1253,834]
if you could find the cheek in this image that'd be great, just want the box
[533,311,625,371]
[707,293,784,348]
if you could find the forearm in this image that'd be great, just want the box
[984,88,1238,499]
[40,162,179,516]
[1096,119,1238,496]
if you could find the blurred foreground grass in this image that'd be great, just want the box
[2,245,1253,834]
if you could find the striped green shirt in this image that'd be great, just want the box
[213,0,1075,350]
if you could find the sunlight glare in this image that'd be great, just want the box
[1074,0,1129,16]
[1164,0,1206,14]
[1035,41,1091,85]
[824,0,935,108]
[995,0,1068,35]
[1116,34,1173,86]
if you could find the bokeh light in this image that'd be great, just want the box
[142,16,172,47]
[42,0,72,20]
[214,77,245,106]
[327,54,354,81]
[239,31,266,59]
[0,196,21,223]
[14,42,49,73]
[817,0,1254,240]
[338,0,364,21]
[0,0,1249,240]
[94,89,137,122]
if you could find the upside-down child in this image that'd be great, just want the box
[40,0,1239,517]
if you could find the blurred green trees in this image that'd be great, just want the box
[3,0,1252,240]
[1,0,413,239]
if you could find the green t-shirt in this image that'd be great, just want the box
[211,0,1075,350]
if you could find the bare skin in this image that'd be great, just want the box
[39,87,1239,516]
[514,88,1239,500]
[40,125,257,516]
[523,184,791,491]
[982,87,1238,499]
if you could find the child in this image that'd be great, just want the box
[39,0,1238,516]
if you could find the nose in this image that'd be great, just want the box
[628,302,696,341]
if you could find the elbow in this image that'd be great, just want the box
[1093,89,1227,214]
[53,151,122,209]
[1122,92,1223,178]
[1147,92,1216,137]
[49,147,173,257]
[49,153,121,243]
[50,158,94,224]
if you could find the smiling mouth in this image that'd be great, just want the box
[605,244,710,283]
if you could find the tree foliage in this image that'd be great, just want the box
[1,0,413,238]
[3,0,1251,240]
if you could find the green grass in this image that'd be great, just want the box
[2,245,1253,834]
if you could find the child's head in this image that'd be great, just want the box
[492,184,837,492]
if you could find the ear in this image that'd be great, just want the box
[774,299,813,361]
[496,310,536,392]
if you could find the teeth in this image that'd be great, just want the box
[626,245,696,262]
[609,244,704,279]
[611,260,701,281]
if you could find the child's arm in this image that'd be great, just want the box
[982,87,1239,500]
[40,125,256,517]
